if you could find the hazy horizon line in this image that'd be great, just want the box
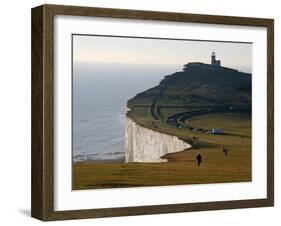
[73,60,252,74]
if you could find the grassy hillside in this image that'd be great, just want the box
[128,63,251,108]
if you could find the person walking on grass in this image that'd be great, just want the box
[196,153,202,167]
[225,148,228,156]
[222,147,228,156]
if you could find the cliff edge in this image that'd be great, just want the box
[125,116,191,162]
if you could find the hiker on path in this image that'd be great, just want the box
[196,154,202,167]
[223,148,228,156]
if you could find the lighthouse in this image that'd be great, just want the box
[211,52,221,67]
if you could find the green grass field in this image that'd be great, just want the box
[73,109,251,190]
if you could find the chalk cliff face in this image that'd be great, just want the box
[125,116,191,163]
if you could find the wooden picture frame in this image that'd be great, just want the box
[31,4,274,221]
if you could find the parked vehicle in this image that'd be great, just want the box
[211,128,223,134]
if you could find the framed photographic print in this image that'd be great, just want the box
[31,4,274,221]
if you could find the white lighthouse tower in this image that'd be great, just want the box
[211,52,221,67]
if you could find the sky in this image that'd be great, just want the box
[73,34,252,73]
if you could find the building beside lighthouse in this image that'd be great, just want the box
[211,52,221,67]
[182,52,223,71]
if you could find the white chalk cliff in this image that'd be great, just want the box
[125,116,191,163]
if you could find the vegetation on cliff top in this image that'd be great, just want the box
[127,63,251,110]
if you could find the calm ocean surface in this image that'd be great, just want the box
[73,62,180,162]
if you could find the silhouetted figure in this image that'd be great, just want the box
[196,154,202,167]
[222,148,228,156]
[192,137,199,145]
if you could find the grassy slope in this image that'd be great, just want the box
[73,152,251,189]
[73,113,251,190]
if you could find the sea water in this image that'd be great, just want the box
[73,62,180,162]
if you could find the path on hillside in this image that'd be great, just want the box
[166,107,251,134]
